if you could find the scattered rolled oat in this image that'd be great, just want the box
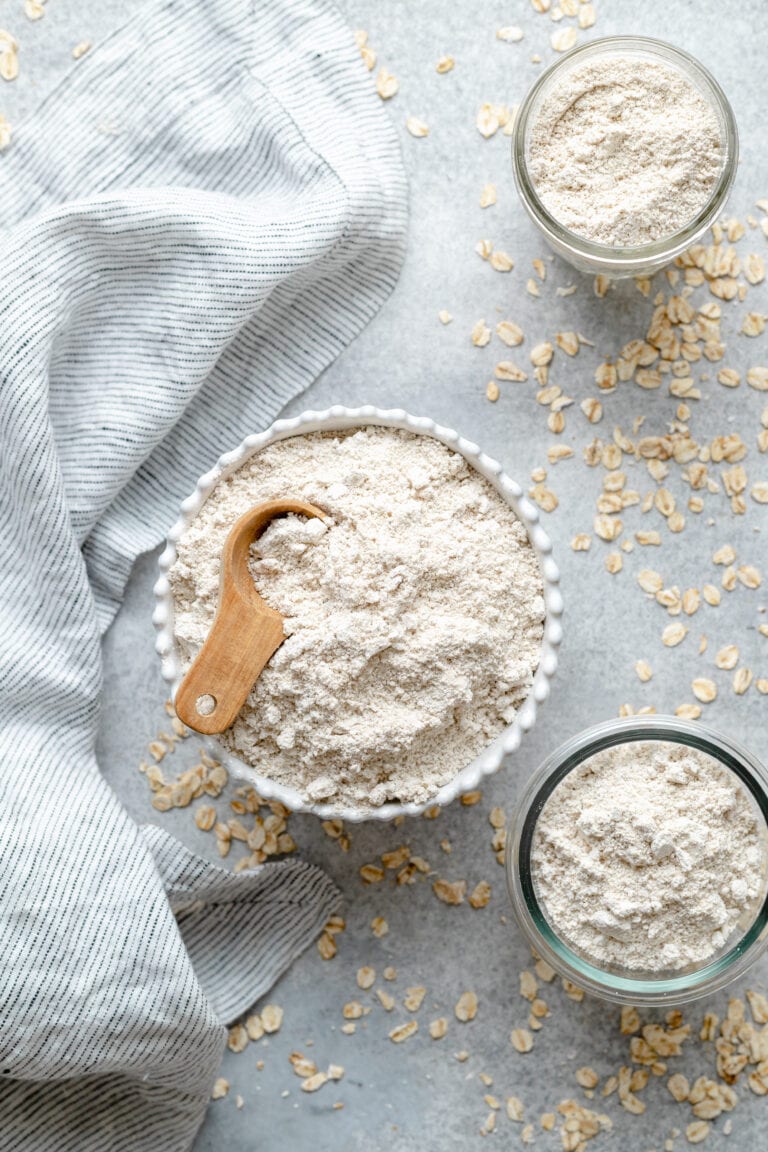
[495,360,527,382]
[476,103,499,138]
[406,116,429,138]
[469,880,491,909]
[638,569,663,595]
[211,1077,229,1100]
[556,331,579,356]
[496,320,524,346]
[506,1095,525,1121]
[530,342,554,367]
[594,514,621,542]
[471,319,491,347]
[676,703,702,720]
[519,971,538,1002]
[511,1028,534,1053]
[433,878,466,905]
[581,397,603,424]
[228,1024,248,1053]
[260,1004,283,1033]
[436,55,454,73]
[691,678,717,703]
[455,991,478,1022]
[357,966,376,990]
[497,26,524,42]
[479,183,497,208]
[389,1020,418,1043]
[0,30,19,82]
[376,68,399,99]
[317,931,337,960]
[194,804,216,831]
[686,1120,710,1144]
[72,41,92,60]
[715,644,739,670]
[576,1066,600,1090]
[662,623,688,647]
[578,3,596,28]
[376,988,395,1011]
[551,26,578,52]
[404,986,427,1011]
[490,249,514,272]
[245,1014,264,1041]
[301,1071,328,1093]
[429,1017,448,1039]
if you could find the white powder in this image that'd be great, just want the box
[528,56,722,247]
[532,741,765,972]
[169,428,545,808]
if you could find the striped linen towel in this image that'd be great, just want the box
[0,0,407,1148]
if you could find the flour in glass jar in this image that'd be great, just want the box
[528,55,722,247]
[532,740,764,971]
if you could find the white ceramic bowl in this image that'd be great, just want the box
[153,406,563,822]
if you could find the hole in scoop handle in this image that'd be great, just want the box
[175,594,285,735]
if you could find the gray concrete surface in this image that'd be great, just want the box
[5,0,768,1148]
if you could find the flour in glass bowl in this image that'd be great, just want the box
[532,740,764,972]
[169,428,546,809]
[528,56,722,247]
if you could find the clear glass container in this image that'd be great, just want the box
[512,37,739,279]
[506,717,768,1005]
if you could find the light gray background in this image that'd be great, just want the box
[4,1,768,1149]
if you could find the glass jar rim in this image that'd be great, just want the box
[511,36,739,270]
[506,716,768,1005]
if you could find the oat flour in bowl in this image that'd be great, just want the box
[169,427,545,809]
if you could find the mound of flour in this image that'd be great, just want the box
[533,741,763,971]
[169,427,545,808]
[528,56,722,247]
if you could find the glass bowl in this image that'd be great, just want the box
[506,717,768,1005]
[511,36,739,279]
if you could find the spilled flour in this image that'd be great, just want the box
[170,427,545,808]
[532,740,764,971]
[528,56,722,247]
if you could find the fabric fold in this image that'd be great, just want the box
[0,0,407,1147]
[144,825,343,1024]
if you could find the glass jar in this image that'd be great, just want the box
[506,717,768,1005]
[511,37,739,279]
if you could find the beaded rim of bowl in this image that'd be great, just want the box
[152,405,564,823]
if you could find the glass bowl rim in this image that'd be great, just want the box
[506,716,768,1004]
[511,35,739,269]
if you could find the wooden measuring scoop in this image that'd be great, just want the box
[175,498,325,735]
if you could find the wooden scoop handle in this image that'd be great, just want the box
[174,498,325,735]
